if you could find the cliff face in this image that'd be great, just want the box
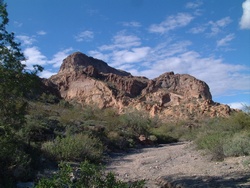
[49,52,233,120]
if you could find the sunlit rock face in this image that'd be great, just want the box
[48,52,234,120]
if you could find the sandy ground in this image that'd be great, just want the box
[106,142,250,188]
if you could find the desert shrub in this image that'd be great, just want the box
[82,105,102,120]
[119,109,151,137]
[150,122,186,144]
[58,100,72,108]
[227,111,250,130]
[193,110,250,160]
[106,131,130,150]
[22,122,55,144]
[242,158,250,168]
[39,93,60,104]
[102,109,155,150]
[148,135,158,142]
[59,105,85,125]
[243,105,250,114]
[36,161,145,188]
[41,133,104,162]
[195,132,227,160]
[223,131,250,157]
[95,107,119,121]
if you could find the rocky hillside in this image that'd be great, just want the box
[48,52,233,120]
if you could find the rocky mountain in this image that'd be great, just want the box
[48,52,233,120]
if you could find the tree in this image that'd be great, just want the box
[0,1,43,134]
[0,1,44,184]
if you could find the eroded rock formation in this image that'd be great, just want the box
[48,52,233,120]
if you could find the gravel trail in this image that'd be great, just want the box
[106,142,250,187]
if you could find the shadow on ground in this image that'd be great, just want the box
[159,173,250,188]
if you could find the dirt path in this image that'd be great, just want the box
[106,142,250,187]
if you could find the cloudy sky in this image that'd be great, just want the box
[6,0,250,109]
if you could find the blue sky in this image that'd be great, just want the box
[6,0,250,109]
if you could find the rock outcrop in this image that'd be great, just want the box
[59,52,130,77]
[49,52,233,120]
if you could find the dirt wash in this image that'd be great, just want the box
[106,142,250,188]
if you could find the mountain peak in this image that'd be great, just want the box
[59,52,131,76]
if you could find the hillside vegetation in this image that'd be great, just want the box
[3,93,250,186]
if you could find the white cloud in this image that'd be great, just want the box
[88,29,249,98]
[122,21,141,27]
[89,32,150,70]
[87,29,153,74]
[17,35,36,46]
[99,32,141,51]
[48,48,73,67]
[150,40,192,59]
[185,1,203,9]
[146,53,247,97]
[14,21,23,27]
[240,0,250,29]
[23,46,47,68]
[75,30,94,42]
[189,26,206,34]
[110,47,151,66]
[123,47,151,62]
[39,70,57,78]
[189,17,232,36]
[113,33,140,46]
[216,17,232,27]
[216,33,235,47]
[109,41,248,97]
[17,33,72,76]
[88,50,110,62]
[228,102,249,110]
[208,17,232,36]
[17,32,46,47]
[149,13,194,34]
[37,30,47,35]
[137,50,249,97]
[23,46,73,72]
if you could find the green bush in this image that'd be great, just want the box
[148,135,158,142]
[223,131,250,157]
[229,111,250,129]
[193,111,250,160]
[39,93,60,104]
[42,133,104,162]
[119,110,151,137]
[106,131,130,150]
[196,132,227,160]
[36,161,145,188]
[149,123,184,144]
[148,110,250,160]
